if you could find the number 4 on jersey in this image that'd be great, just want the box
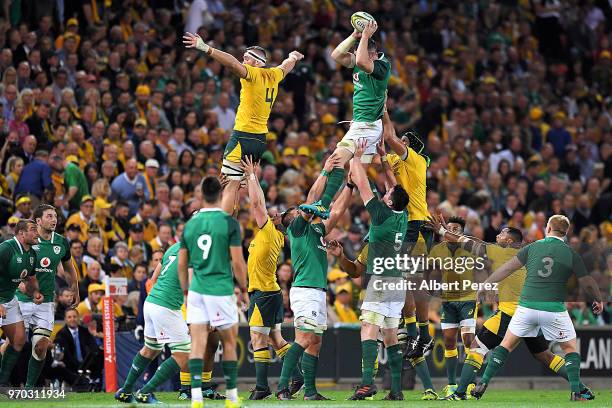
[265,88,275,108]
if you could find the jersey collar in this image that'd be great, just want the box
[198,207,223,213]
[548,235,565,242]
[13,236,23,254]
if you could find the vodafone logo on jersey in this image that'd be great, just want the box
[40,257,51,268]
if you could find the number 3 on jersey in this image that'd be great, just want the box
[265,88,275,108]
[538,256,554,278]
[197,234,213,260]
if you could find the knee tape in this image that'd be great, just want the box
[169,341,191,354]
[461,324,476,335]
[250,325,271,335]
[144,338,163,351]
[221,159,244,180]
[337,138,356,154]
[295,316,318,333]
[32,328,52,361]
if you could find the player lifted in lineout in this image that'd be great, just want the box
[426,212,594,401]
[276,154,352,401]
[300,20,390,219]
[377,116,437,400]
[178,176,249,408]
[20,205,79,388]
[241,156,304,400]
[347,139,409,401]
[183,31,303,214]
[471,215,603,401]
[0,220,42,385]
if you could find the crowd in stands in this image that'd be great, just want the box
[0,2,610,379]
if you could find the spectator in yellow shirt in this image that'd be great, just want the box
[148,222,174,252]
[66,195,96,243]
[76,283,123,321]
[334,283,359,323]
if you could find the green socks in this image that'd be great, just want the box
[320,168,345,207]
[278,343,304,390]
[387,344,403,394]
[482,346,509,384]
[564,352,581,393]
[189,358,203,389]
[445,348,458,384]
[0,346,21,384]
[140,356,180,393]
[302,352,318,397]
[418,321,431,342]
[222,360,238,390]
[254,348,270,389]
[456,351,484,394]
[410,356,434,390]
[25,356,45,388]
[122,353,153,393]
[360,340,378,385]
[550,355,586,390]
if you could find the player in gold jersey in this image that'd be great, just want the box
[183,32,303,213]
[428,212,594,401]
[241,157,303,400]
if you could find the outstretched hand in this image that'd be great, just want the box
[183,32,208,53]
[362,21,378,39]
[354,138,368,159]
[376,137,385,157]
[323,152,342,173]
[241,155,258,178]
[326,240,344,257]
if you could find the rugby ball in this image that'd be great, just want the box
[350,11,375,33]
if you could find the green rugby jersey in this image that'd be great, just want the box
[147,243,183,310]
[516,236,587,312]
[17,232,70,303]
[288,217,327,289]
[352,54,390,122]
[0,237,36,303]
[180,208,241,296]
[365,198,407,277]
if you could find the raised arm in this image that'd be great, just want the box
[323,184,353,232]
[355,21,378,74]
[326,240,364,279]
[376,137,397,189]
[230,246,249,309]
[278,51,305,77]
[331,31,360,68]
[242,156,268,228]
[350,139,375,204]
[429,211,488,258]
[306,153,341,204]
[183,32,248,78]
[382,110,407,158]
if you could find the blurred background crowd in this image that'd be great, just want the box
[0,2,610,382]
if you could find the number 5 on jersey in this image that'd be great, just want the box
[197,234,212,260]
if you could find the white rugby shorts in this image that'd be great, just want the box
[289,287,327,334]
[508,305,576,342]
[186,291,238,328]
[0,297,23,327]
[338,119,383,163]
[19,301,54,331]
[143,301,190,344]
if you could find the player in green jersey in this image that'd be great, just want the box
[275,154,352,401]
[426,212,595,401]
[116,243,191,404]
[16,205,79,388]
[347,139,409,401]
[301,20,390,220]
[178,176,248,408]
[0,219,41,386]
[471,215,604,401]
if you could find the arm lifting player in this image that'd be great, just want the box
[347,139,409,401]
[274,155,353,401]
[300,20,391,220]
[428,211,596,401]
[241,156,305,399]
[471,215,603,401]
[183,32,303,215]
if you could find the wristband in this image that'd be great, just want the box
[195,36,210,53]
[249,173,256,181]
[381,154,387,162]
[240,287,247,293]
[321,169,329,177]
[438,226,447,236]
[346,182,355,190]
[183,290,188,296]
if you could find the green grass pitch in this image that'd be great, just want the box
[0,389,610,407]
